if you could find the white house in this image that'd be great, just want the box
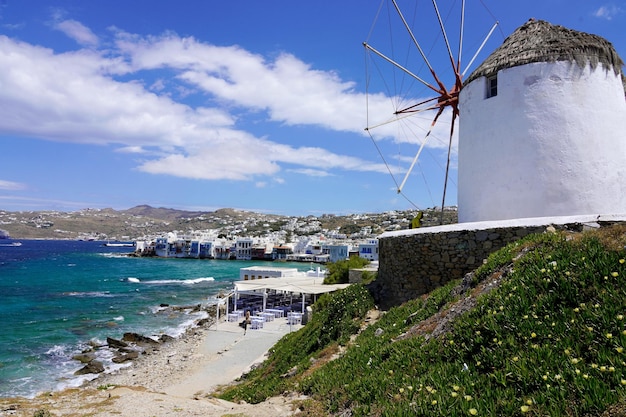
[325,244,350,263]
[358,239,379,261]
[458,19,626,222]
[235,237,254,260]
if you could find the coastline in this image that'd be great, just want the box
[0,316,305,416]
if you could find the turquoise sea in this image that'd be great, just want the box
[0,239,308,398]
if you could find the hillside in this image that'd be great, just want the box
[217,225,626,416]
[0,205,457,240]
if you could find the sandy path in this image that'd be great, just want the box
[165,318,295,397]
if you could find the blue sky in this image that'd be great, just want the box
[0,1,624,216]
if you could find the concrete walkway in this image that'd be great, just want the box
[164,316,301,398]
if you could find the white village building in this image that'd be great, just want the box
[458,19,626,222]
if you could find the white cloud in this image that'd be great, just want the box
[288,168,333,177]
[0,19,443,184]
[593,5,623,20]
[116,146,145,154]
[53,19,99,47]
[0,180,26,190]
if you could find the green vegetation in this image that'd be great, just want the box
[219,227,626,416]
[324,256,371,284]
[218,284,375,403]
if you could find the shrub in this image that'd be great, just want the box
[324,256,370,284]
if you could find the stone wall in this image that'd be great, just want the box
[368,215,626,309]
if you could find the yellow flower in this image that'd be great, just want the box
[451,392,459,398]
[464,395,473,401]
[573,308,580,313]
[399,388,405,394]
[525,399,533,405]
[513,356,519,362]
[469,408,478,415]
[621,379,626,385]
[611,272,619,277]
[617,315,624,320]
[571,358,580,364]
[606,333,613,339]
[521,405,530,413]
[531,332,537,338]
[452,385,460,391]
[620,259,625,264]
[431,400,438,405]
[616,347,624,353]
[600,366,607,372]
[583,374,589,379]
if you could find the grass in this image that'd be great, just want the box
[218,226,626,416]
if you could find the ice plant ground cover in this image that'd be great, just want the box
[218,226,626,416]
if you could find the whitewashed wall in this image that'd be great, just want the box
[458,61,626,222]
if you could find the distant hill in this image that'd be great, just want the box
[123,205,210,221]
[0,205,457,240]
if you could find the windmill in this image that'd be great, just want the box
[363,0,499,222]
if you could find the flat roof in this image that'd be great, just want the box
[234,276,349,295]
[379,214,626,238]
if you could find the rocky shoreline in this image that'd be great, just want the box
[0,302,304,416]
[74,303,219,391]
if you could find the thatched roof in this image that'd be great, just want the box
[465,19,624,85]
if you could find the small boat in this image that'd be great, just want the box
[103,242,135,247]
[0,242,21,247]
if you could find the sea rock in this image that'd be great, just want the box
[122,332,160,345]
[118,346,145,354]
[159,334,176,343]
[112,351,140,363]
[88,339,106,348]
[72,352,96,363]
[197,317,212,327]
[107,337,129,349]
[74,360,105,375]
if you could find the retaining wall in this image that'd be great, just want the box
[369,214,626,309]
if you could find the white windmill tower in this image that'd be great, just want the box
[458,19,626,222]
